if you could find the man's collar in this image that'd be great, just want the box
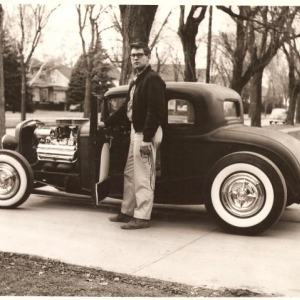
[133,65,151,83]
[137,64,150,75]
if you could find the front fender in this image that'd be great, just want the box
[2,134,18,150]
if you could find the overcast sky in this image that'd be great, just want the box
[32,4,236,68]
[2,1,298,68]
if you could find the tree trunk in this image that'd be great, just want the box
[119,5,157,85]
[20,56,26,121]
[0,5,5,141]
[205,6,213,83]
[286,85,299,125]
[250,69,263,127]
[286,54,299,125]
[296,95,300,124]
[83,72,92,118]
[229,7,249,94]
[178,6,207,82]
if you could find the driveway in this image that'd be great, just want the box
[0,189,300,296]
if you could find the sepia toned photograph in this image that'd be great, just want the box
[0,1,299,297]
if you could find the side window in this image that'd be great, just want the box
[109,97,126,116]
[168,99,195,125]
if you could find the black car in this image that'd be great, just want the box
[2,82,300,235]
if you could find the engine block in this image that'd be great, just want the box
[34,119,87,164]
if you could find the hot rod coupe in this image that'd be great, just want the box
[2,82,300,235]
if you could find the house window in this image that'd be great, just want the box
[54,93,57,102]
[51,76,57,84]
[39,71,45,80]
[43,90,47,101]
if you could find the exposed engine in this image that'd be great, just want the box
[34,118,88,165]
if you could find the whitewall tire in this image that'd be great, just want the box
[0,150,33,208]
[204,152,287,235]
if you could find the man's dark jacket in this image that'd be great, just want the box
[104,65,166,142]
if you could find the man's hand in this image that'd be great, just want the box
[98,121,105,128]
[140,141,152,156]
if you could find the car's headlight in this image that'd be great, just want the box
[2,134,18,150]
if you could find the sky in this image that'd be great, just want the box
[2,1,298,69]
[21,4,236,68]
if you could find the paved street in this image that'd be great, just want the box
[5,110,84,129]
[3,110,300,296]
[0,189,300,296]
[5,110,271,129]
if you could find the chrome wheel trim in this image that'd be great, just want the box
[221,172,265,218]
[211,163,274,228]
[0,163,20,200]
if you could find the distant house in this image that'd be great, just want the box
[152,64,206,82]
[28,58,72,110]
[28,59,121,110]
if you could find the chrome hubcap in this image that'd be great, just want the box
[221,172,265,218]
[0,163,20,200]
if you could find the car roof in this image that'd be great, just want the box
[105,82,241,102]
[104,82,244,134]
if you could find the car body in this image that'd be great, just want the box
[69,103,83,112]
[1,82,300,235]
[269,108,287,124]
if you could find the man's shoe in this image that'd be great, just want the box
[109,213,132,223]
[121,218,150,230]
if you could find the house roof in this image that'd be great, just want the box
[56,65,72,80]
[152,64,206,82]
[30,59,72,80]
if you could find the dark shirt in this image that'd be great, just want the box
[105,65,166,142]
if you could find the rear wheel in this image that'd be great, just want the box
[204,152,287,235]
[0,150,33,208]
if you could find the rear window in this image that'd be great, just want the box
[223,100,241,120]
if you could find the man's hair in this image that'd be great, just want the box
[130,41,151,55]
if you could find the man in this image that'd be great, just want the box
[104,41,166,230]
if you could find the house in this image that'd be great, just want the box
[29,59,121,110]
[28,58,72,110]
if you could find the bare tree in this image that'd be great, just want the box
[76,4,108,117]
[0,5,5,142]
[218,6,300,126]
[218,6,258,94]
[106,6,172,80]
[248,7,300,126]
[154,47,168,74]
[282,41,300,125]
[119,5,158,85]
[12,4,59,121]
[171,54,184,82]
[149,9,172,52]
[178,5,207,82]
[264,54,289,114]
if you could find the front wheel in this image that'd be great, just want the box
[204,152,287,235]
[0,150,34,208]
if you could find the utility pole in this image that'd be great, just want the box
[206,6,213,83]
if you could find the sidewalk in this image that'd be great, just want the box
[1,192,300,296]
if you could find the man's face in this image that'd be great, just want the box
[130,48,150,71]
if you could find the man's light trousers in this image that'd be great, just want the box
[121,125,162,220]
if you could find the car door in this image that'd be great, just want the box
[101,94,130,199]
[158,92,203,204]
[89,96,112,206]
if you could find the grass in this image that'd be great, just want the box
[0,252,266,297]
